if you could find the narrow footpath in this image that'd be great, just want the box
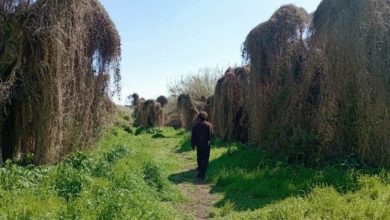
[169,149,216,220]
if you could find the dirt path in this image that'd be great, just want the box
[169,151,216,220]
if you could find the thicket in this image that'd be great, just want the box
[242,0,390,166]
[0,0,121,164]
[177,94,200,130]
[131,94,170,128]
[164,95,182,129]
[134,99,165,128]
[214,66,251,142]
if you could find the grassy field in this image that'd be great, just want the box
[1,109,390,219]
[0,109,187,219]
[203,142,390,219]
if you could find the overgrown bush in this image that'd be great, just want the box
[243,1,390,166]
[0,0,121,165]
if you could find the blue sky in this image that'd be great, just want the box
[100,0,322,104]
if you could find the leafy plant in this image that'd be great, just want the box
[103,144,129,164]
[53,165,84,201]
[143,161,165,192]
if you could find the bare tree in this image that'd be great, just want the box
[167,66,224,101]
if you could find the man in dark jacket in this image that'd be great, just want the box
[191,111,214,179]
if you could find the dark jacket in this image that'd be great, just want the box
[191,120,214,149]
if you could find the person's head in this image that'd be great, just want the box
[197,111,208,121]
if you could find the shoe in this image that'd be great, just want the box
[197,173,205,179]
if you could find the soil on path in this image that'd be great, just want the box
[169,151,216,220]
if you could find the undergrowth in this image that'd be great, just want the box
[195,139,390,219]
[0,109,186,219]
[1,107,389,219]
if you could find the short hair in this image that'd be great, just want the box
[197,111,208,121]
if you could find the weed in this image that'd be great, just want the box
[123,126,133,134]
[53,165,84,201]
[103,144,129,164]
[64,152,93,171]
[0,160,46,190]
[143,161,165,192]
[134,127,146,136]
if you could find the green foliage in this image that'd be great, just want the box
[176,132,192,152]
[0,160,47,190]
[200,141,390,219]
[211,200,236,218]
[91,160,112,178]
[143,161,165,191]
[152,129,167,139]
[135,127,166,137]
[134,126,146,135]
[63,151,93,171]
[0,123,184,219]
[53,164,84,201]
[103,144,129,164]
[219,180,390,219]
[61,145,129,179]
[114,106,133,132]
[123,126,133,134]
[1,109,389,219]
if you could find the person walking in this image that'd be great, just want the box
[191,111,214,179]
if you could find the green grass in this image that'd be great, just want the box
[191,140,390,219]
[2,108,390,219]
[0,114,188,219]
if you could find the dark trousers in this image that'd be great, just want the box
[196,145,210,176]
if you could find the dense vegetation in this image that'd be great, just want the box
[0,111,185,219]
[2,0,389,219]
[1,109,390,219]
[242,0,390,166]
[0,0,121,164]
